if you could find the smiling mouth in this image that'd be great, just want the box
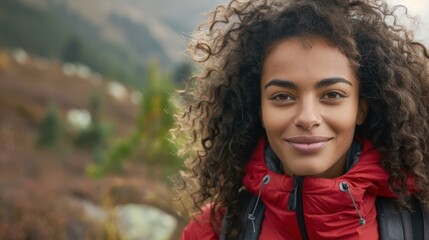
[285,136,332,153]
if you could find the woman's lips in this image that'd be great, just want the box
[284,136,332,153]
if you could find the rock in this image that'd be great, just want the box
[68,197,177,240]
[116,204,177,240]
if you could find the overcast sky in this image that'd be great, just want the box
[197,0,429,45]
[389,0,429,45]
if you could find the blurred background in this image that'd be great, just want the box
[0,0,427,239]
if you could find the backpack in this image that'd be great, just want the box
[220,143,429,240]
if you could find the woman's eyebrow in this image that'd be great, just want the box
[264,77,352,90]
[315,77,352,88]
[264,79,296,89]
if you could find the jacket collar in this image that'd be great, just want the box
[242,137,383,199]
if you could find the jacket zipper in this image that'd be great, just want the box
[288,176,309,240]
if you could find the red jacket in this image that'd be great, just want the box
[182,139,405,239]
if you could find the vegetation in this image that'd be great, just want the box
[74,92,110,151]
[0,50,189,239]
[0,0,147,87]
[0,0,194,236]
[0,0,71,58]
[87,62,180,177]
[37,105,62,147]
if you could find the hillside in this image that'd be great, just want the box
[0,50,187,239]
[0,1,231,237]
[0,0,226,87]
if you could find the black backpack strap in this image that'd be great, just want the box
[239,190,265,240]
[376,197,409,240]
[220,190,265,240]
[409,197,429,240]
[422,204,429,240]
[409,198,423,240]
[377,196,429,240]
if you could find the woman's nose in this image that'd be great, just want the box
[293,100,322,130]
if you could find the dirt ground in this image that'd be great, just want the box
[0,50,187,239]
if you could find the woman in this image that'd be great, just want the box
[172,0,429,239]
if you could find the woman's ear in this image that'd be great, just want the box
[356,99,368,126]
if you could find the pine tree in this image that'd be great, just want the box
[37,106,62,147]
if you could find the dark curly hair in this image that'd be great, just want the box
[172,0,429,238]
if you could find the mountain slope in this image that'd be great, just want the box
[21,0,225,64]
[0,0,226,86]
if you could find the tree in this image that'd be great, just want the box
[74,92,109,151]
[87,61,180,177]
[62,36,85,63]
[37,105,62,147]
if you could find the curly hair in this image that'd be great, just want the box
[172,0,429,238]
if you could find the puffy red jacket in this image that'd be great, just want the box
[182,139,409,239]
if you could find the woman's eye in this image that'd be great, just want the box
[272,93,293,101]
[322,92,344,99]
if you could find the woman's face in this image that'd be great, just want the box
[260,36,367,178]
